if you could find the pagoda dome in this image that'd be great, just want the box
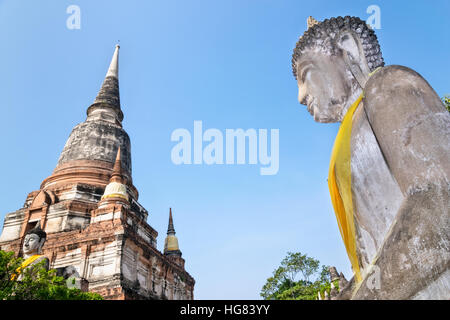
[101,181,129,201]
[165,234,180,252]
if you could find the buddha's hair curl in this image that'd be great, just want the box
[25,225,47,240]
[292,16,384,79]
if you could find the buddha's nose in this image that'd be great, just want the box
[298,85,307,105]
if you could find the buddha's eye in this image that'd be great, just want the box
[301,68,311,83]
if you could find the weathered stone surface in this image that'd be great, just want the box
[56,121,132,177]
[0,209,25,242]
[0,194,195,299]
[364,65,450,195]
[93,76,121,111]
[352,184,449,299]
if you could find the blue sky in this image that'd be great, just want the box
[0,0,448,299]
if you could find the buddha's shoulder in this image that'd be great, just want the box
[365,65,431,96]
[32,255,49,265]
[361,65,445,132]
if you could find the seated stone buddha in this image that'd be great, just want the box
[292,16,449,299]
[12,225,49,281]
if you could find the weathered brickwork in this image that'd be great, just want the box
[0,45,195,300]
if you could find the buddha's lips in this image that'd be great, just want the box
[306,99,317,116]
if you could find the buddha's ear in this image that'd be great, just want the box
[336,30,371,87]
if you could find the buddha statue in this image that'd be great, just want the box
[292,16,450,299]
[14,225,49,281]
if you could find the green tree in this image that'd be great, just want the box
[442,95,450,112]
[260,252,335,300]
[0,250,103,300]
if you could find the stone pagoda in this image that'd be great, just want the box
[0,45,195,300]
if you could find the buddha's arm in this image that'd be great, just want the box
[364,65,450,195]
[352,183,450,299]
[351,65,450,298]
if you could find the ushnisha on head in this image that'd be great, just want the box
[292,16,384,123]
[23,225,47,257]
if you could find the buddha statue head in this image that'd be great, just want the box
[291,16,384,123]
[23,225,47,258]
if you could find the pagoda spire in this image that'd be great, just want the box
[167,208,175,235]
[164,208,181,257]
[87,44,123,122]
[41,45,139,202]
[105,44,119,79]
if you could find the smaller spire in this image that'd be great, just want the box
[100,147,129,202]
[167,207,175,235]
[110,147,125,184]
[164,208,181,257]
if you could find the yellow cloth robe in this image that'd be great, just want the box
[10,254,42,281]
[328,93,364,283]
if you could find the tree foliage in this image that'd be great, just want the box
[260,252,335,300]
[443,95,450,112]
[0,250,103,300]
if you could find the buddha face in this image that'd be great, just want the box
[23,233,43,255]
[295,49,357,123]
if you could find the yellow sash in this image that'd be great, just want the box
[10,254,42,280]
[328,93,364,283]
[327,68,381,283]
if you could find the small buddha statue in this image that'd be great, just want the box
[14,225,49,281]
